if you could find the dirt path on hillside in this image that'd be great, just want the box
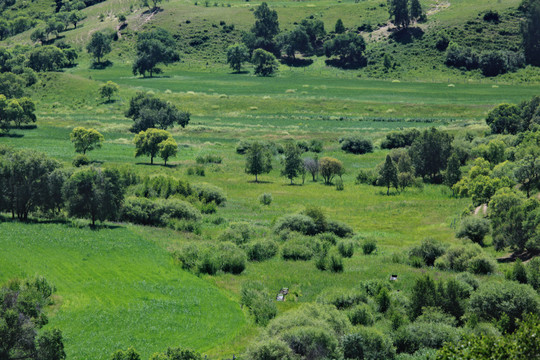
[364,0,450,41]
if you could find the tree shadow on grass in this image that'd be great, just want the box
[497,250,539,263]
[281,57,314,67]
[0,132,24,138]
[135,162,178,168]
[325,58,367,70]
[90,60,113,70]
[389,27,424,44]
[248,180,273,184]
[229,70,250,75]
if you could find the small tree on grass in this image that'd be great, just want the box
[251,48,278,77]
[304,157,319,181]
[86,31,112,64]
[379,155,398,195]
[281,142,303,184]
[158,137,177,166]
[456,216,491,246]
[245,141,272,182]
[227,44,250,72]
[334,18,345,33]
[444,152,461,196]
[133,128,172,165]
[319,157,344,185]
[70,127,104,155]
[99,81,119,102]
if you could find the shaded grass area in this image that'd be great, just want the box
[0,222,246,360]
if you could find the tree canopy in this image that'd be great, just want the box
[133,128,173,165]
[126,92,190,133]
[132,28,179,77]
[86,31,112,64]
[70,127,104,155]
[245,141,273,182]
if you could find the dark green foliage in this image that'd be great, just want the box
[282,236,319,260]
[126,92,190,133]
[339,134,373,154]
[226,43,249,72]
[435,30,451,51]
[342,328,396,360]
[246,239,279,261]
[381,129,420,149]
[410,275,438,319]
[218,222,254,245]
[259,192,273,205]
[300,18,326,52]
[132,28,180,77]
[245,338,294,360]
[0,277,64,360]
[278,26,312,58]
[395,321,461,354]
[468,281,540,332]
[456,217,490,245]
[410,0,423,21]
[149,347,202,360]
[437,279,472,323]
[388,0,410,28]
[527,257,540,291]
[522,0,540,66]
[376,287,391,313]
[323,32,367,67]
[245,141,272,182]
[27,46,66,72]
[317,288,367,310]
[486,103,523,134]
[434,244,484,272]
[326,220,353,238]
[362,238,377,255]
[348,303,374,326]
[0,149,60,220]
[303,205,328,234]
[248,2,280,54]
[356,169,378,186]
[275,214,317,235]
[86,31,111,64]
[281,142,303,184]
[512,259,528,284]
[121,197,201,226]
[334,18,345,34]
[329,251,344,272]
[0,72,24,98]
[444,152,462,193]
[409,128,453,182]
[111,347,141,360]
[379,155,398,195]
[251,48,278,77]
[337,239,355,258]
[467,255,496,275]
[134,175,191,199]
[241,281,277,325]
[191,183,226,205]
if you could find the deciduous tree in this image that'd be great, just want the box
[379,155,398,195]
[133,128,171,165]
[86,31,112,64]
[281,142,303,184]
[245,141,272,182]
[132,28,179,77]
[70,127,104,155]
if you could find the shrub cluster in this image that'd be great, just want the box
[339,134,373,154]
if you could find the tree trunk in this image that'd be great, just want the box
[387,185,390,195]
[92,214,95,226]
[290,178,293,185]
[164,159,167,166]
[255,173,258,183]
[150,156,154,165]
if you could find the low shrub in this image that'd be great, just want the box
[456,217,490,246]
[329,252,344,272]
[326,220,353,238]
[340,134,374,154]
[467,255,496,274]
[338,239,355,258]
[275,214,317,236]
[244,338,294,360]
[192,183,226,205]
[241,281,277,325]
[247,240,279,261]
[72,154,90,167]
[395,322,461,354]
[434,244,483,272]
[356,169,378,185]
[218,242,247,274]
[259,193,273,206]
[219,222,254,245]
[318,232,338,245]
[317,288,367,310]
[335,178,344,191]
[308,139,323,153]
[409,238,446,266]
[282,237,318,261]
[121,197,201,226]
[362,238,377,255]
[195,153,222,164]
[342,328,396,360]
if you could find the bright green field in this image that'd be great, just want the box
[0,222,246,360]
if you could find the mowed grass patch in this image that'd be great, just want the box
[0,221,246,360]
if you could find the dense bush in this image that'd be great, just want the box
[245,338,295,360]
[218,222,254,245]
[275,214,317,236]
[246,239,279,261]
[281,326,339,359]
[326,220,354,238]
[339,134,373,154]
[219,242,247,274]
[134,175,191,199]
[337,239,355,258]
[282,236,319,260]
[259,193,272,205]
[342,328,396,360]
[195,154,222,164]
[381,129,420,149]
[468,281,540,332]
[408,238,446,266]
[121,197,201,226]
[72,154,89,167]
[241,281,277,325]
[317,288,367,310]
[467,255,496,274]
[329,251,344,272]
[348,303,374,326]
[434,244,486,273]
[395,322,461,354]
[362,238,377,255]
[192,183,226,205]
[356,169,378,186]
[456,216,490,246]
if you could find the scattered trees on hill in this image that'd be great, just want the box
[126,92,190,133]
[0,276,66,360]
[63,167,124,226]
[226,43,249,72]
[251,49,278,77]
[27,46,67,72]
[99,81,119,102]
[86,31,112,64]
[132,28,179,77]
[70,127,104,155]
[245,141,272,182]
[133,128,175,165]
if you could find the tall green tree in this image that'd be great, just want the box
[251,49,278,77]
[522,1,540,66]
[323,32,366,66]
[409,127,453,181]
[334,18,345,33]
[410,0,423,21]
[388,0,410,28]
[379,155,398,195]
[444,152,461,195]
[62,167,124,225]
[281,142,303,184]
[133,128,172,165]
[277,26,312,59]
[132,28,179,77]
[245,141,272,182]
[251,2,279,51]
[86,31,112,64]
[226,43,249,72]
[70,127,104,155]
[99,81,119,102]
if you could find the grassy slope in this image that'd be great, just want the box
[0,221,246,360]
